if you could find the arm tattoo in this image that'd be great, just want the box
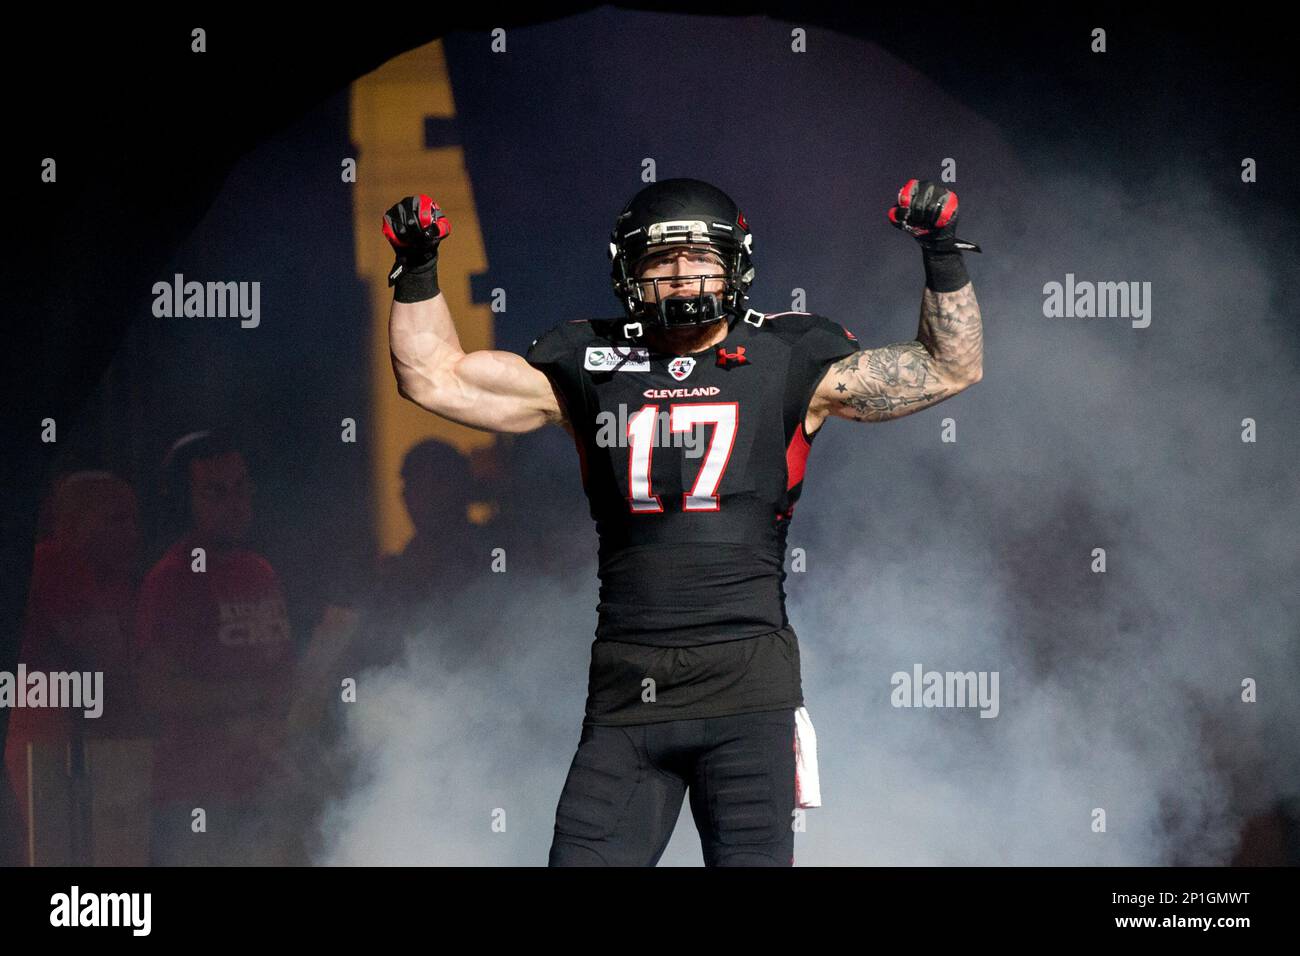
[917,284,982,383]
[825,283,982,423]
[827,342,952,421]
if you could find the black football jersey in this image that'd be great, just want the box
[526,309,861,650]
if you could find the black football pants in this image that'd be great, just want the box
[548,708,796,866]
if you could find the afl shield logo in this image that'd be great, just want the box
[668,356,696,381]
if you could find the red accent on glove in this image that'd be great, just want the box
[382,217,403,247]
[934,191,958,228]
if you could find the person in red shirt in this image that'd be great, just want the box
[3,470,145,864]
[135,430,298,865]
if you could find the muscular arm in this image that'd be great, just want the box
[389,293,566,433]
[807,282,982,430]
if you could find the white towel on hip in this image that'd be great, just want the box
[794,705,822,808]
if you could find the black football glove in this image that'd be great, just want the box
[382,195,451,286]
[888,179,981,253]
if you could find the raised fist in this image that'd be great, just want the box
[888,180,980,253]
[383,195,452,285]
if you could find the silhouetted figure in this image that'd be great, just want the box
[350,438,499,674]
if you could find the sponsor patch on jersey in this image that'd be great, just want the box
[585,346,650,372]
[667,356,696,381]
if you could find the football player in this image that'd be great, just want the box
[383,177,983,865]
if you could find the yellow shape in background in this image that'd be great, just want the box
[350,41,495,555]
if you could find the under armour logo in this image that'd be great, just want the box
[716,345,748,368]
[683,301,697,313]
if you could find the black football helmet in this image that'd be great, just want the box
[609,178,756,335]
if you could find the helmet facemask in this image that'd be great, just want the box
[627,244,733,330]
[608,181,757,335]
